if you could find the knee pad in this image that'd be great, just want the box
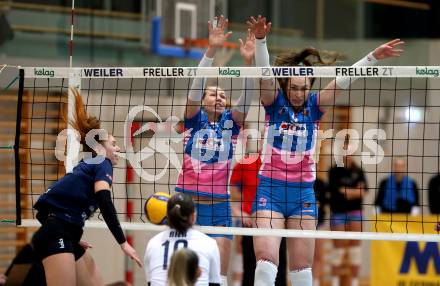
[348,246,361,266]
[330,248,344,267]
[254,260,278,286]
[289,268,312,286]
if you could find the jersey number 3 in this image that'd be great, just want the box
[162,239,188,269]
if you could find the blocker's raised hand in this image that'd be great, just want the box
[239,29,256,65]
[372,39,404,60]
[208,15,233,49]
[246,15,272,39]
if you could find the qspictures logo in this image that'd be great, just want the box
[55,106,387,182]
[34,68,55,77]
[416,67,440,77]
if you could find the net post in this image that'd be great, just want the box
[14,69,24,226]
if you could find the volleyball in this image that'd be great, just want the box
[144,192,171,225]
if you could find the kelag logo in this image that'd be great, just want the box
[416,67,440,77]
[34,68,54,77]
[400,242,440,274]
[218,68,240,77]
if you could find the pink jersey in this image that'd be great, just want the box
[176,109,240,198]
[259,90,323,185]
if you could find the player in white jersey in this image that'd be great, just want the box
[144,193,221,286]
[248,15,404,286]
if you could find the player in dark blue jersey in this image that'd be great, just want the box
[248,15,404,286]
[31,89,142,286]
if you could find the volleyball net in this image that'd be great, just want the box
[14,66,440,241]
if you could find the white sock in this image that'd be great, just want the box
[331,276,340,286]
[254,260,278,286]
[221,275,228,286]
[289,268,312,286]
[232,282,241,286]
[351,278,359,286]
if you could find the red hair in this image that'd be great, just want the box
[69,88,103,154]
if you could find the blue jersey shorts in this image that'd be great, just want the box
[195,201,233,240]
[252,178,318,219]
[330,210,363,227]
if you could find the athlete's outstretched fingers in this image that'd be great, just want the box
[386,39,404,46]
[373,39,405,60]
[121,242,143,267]
[247,15,271,39]
[391,41,405,47]
[79,240,93,250]
[238,38,244,48]
[265,22,272,35]
[208,20,213,33]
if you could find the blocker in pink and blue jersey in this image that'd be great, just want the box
[176,108,240,198]
[253,89,323,218]
[176,108,240,237]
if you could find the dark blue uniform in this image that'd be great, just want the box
[32,157,113,261]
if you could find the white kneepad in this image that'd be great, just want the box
[254,260,278,286]
[348,246,362,266]
[289,268,312,286]
[330,248,345,267]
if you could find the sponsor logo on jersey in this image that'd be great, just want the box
[279,122,308,137]
[195,137,224,151]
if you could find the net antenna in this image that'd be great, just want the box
[69,0,75,69]
[66,0,80,173]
